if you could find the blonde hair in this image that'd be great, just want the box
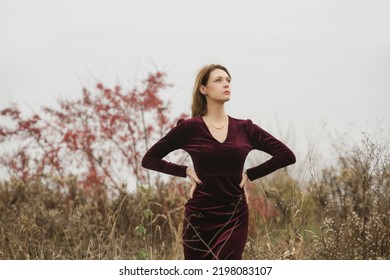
[191,64,231,117]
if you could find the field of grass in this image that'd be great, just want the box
[0,137,389,260]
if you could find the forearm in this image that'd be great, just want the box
[141,155,188,178]
[246,148,296,181]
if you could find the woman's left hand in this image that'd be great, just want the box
[239,172,249,204]
[239,172,249,188]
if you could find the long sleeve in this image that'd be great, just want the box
[141,119,188,178]
[245,120,296,181]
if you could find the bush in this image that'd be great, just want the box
[310,136,390,259]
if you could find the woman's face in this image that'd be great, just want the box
[201,68,231,103]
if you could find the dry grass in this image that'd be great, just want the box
[0,177,185,259]
[310,136,390,259]
[0,137,389,260]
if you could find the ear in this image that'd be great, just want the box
[200,85,207,95]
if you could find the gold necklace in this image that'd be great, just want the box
[209,123,225,129]
[205,116,228,130]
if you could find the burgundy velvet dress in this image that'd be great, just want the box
[141,116,295,259]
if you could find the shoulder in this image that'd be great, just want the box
[228,116,255,128]
[229,116,267,136]
[176,116,202,128]
[172,117,202,133]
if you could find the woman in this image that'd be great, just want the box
[141,64,296,260]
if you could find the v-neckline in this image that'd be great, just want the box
[200,115,230,144]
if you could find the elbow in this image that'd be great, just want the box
[287,150,296,165]
[279,148,296,166]
[141,155,150,169]
[290,152,296,165]
[274,149,296,168]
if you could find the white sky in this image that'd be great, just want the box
[1,0,390,172]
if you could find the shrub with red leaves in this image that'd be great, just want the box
[0,71,188,192]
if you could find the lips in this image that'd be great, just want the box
[223,91,230,95]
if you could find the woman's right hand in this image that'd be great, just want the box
[186,167,202,199]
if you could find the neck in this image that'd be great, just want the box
[204,102,227,122]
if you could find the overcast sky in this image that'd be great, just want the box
[1,0,390,171]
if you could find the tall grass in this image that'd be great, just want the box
[0,136,389,259]
[0,177,185,259]
[310,135,390,259]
